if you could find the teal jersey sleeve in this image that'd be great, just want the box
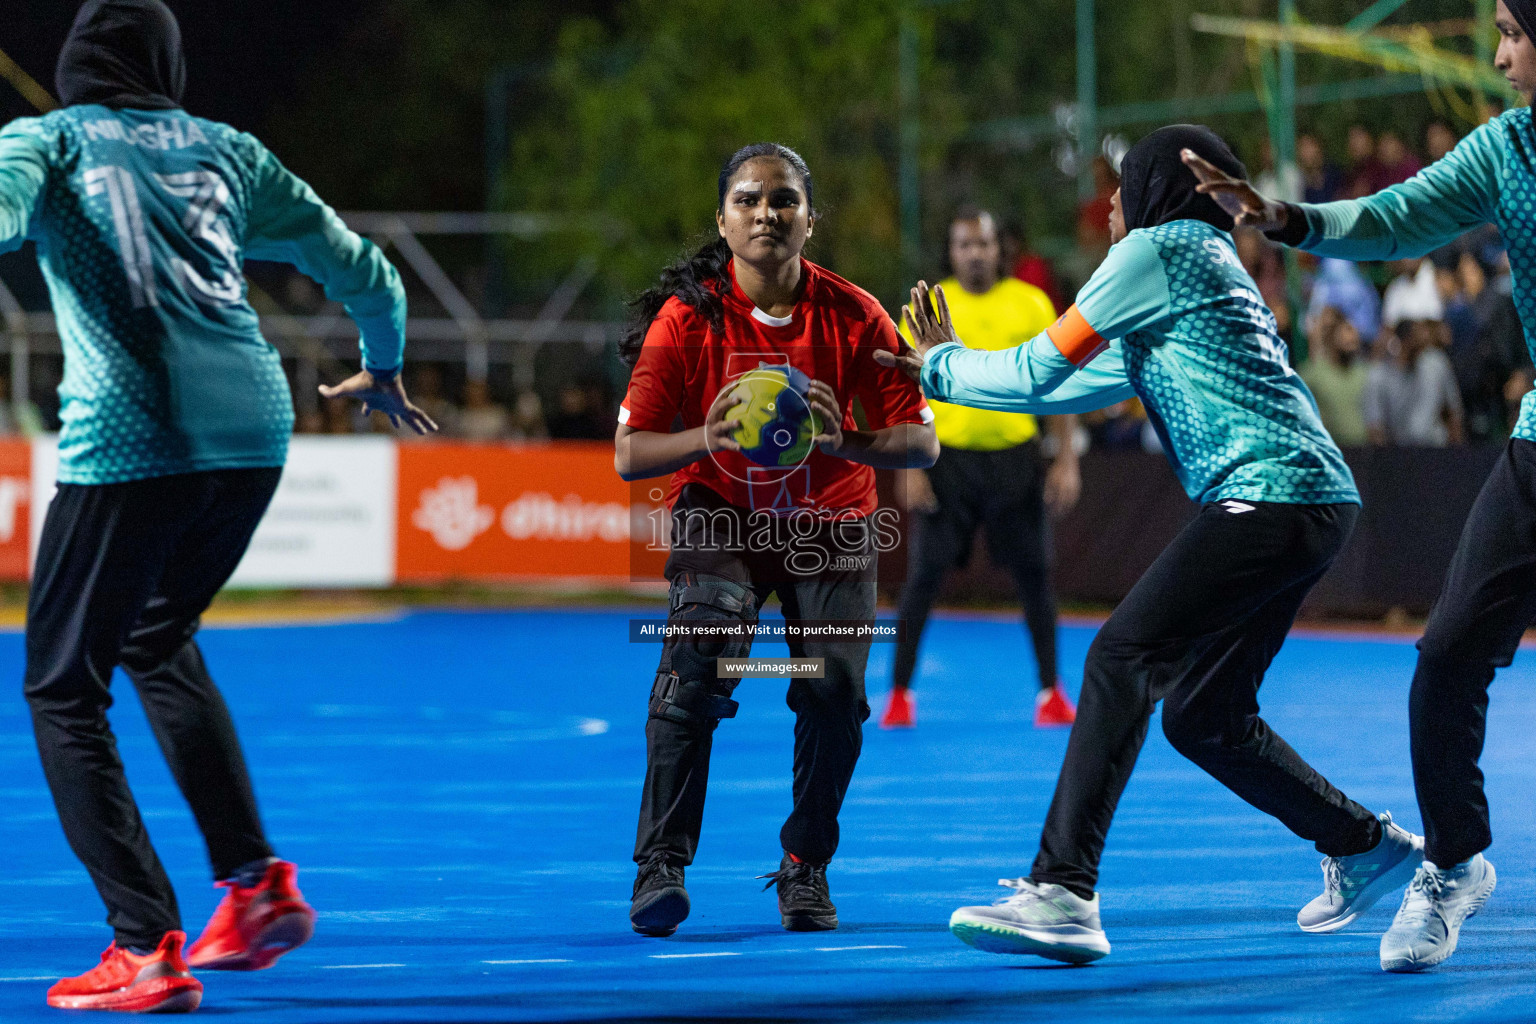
[1294,120,1503,261]
[918,233,1165,414]
[0,119,51,254]
[242,139,406,376]
[922,337,1134,413]
[1072,231,1174,339]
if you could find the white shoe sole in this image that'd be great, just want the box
[1299,844,1424,934]
[1380,861,1496,973]
[949,910,1110,964]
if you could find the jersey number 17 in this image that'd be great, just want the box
[84,165,243,310]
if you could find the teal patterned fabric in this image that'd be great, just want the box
[0,105,405,484]
[1120,221,1359,505]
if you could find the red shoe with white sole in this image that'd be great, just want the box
[1034,684,1077,727]
[46,931,202,1013]
[187,860,315,972]
[879,688,915,728]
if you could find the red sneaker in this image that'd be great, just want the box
[46,931,202,1013]
[187,860,316,972]
[879,688,915,729]
[1034,684,1077,727]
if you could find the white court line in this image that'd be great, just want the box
[0,977,59,982]
[814,945,906,952]
[650,951,741,959]
[320,963,407,970]
[482,959,572,965]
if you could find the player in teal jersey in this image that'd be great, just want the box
[1183,0,1536,972]
[879,125,1422,965]
[0,0,435,1011]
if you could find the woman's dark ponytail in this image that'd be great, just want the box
[620,142,815,367]
[619,237,733,366]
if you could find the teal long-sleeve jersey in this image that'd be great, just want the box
[0,105,406,484]
[1285,106,1536,443]
[921,218,1359,506]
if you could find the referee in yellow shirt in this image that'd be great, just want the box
[881,208,1081,729]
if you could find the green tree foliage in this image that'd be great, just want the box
[500,0,913,315]
[274,0,1500,315]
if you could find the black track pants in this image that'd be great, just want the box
[25,468,281,949]
[635,485,875,869]
[1410,439,1536,868]
[1030,500,1380,898]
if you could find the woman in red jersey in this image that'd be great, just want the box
[616,143,938,938]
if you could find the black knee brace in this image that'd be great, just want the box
[649,574,757,730]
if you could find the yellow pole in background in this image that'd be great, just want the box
[0,46,56,113]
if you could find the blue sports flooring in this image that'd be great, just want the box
[0,608,1534,1023]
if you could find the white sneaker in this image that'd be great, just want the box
[949,878,1110,963]
[1297,811,1424,933]
[1380,854,1496,973]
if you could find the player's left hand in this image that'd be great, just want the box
[807,379,845,454]
[1181,149,1289,232]
[319,370,439,435]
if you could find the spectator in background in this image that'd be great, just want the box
[1381,259,1441,342]
[1365,301,1463,447]
[1425,120,1459,162]
[323,396,357,434]
[509,390,549,441]
[1299,305,1368,446]
[1372,131,1423,191]
[458,378,511,441]
[1000,218,1066,312]
[545,372,611,439]
[1083,398,1159,453]
[1307,257,1382,344]
[1075,155,1118,258]
[407,363,460,437]
[1254,137,1301,202]
[1297,132,1344,204]
[1345,124,1382,198]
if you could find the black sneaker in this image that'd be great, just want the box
[630,854,689,937]
[759,853,838,931]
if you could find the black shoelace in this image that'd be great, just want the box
[757,860,827,903]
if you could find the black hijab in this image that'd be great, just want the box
[55,0,186,111]
[1118,124,1247,233]
[1508,0,1536,43]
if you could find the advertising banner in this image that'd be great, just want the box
[228,436,397,588]
[397,441,667,583]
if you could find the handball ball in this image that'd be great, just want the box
[727,364,822,467]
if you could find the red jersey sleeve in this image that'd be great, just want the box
[857,312,933,430]
[619,311,687,433]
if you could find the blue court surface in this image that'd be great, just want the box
[1,607,1533,1023]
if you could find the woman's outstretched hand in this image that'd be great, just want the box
[319,370,439,434]
[1180,148,1290,232]
[873,280,962,383]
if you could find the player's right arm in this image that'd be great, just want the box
[615,311,742,481]
[0,121,51,254]
[1186,124,1502,261]
[242,137,435,433]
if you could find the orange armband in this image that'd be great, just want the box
[1045,305,1108,368]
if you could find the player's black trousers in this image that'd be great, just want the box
[893,441,1058,691]
[25,468,281,949]
[1030,500,1380,899]
[1411,438,1536,868]
[635,485,875,869]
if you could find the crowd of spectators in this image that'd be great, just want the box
[295,360,616,442]
[1059,121,1533,453]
